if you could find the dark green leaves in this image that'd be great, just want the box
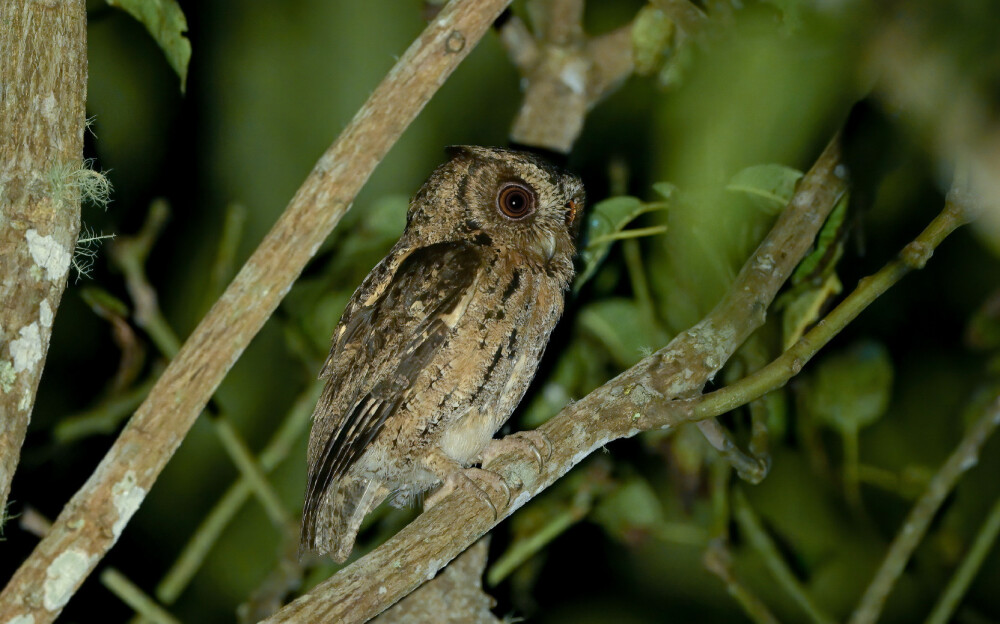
[804,340,893,435]
[726,163,803,215]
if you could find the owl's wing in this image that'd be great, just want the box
[302,240,482,538]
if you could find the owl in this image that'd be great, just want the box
[300,146,585,561]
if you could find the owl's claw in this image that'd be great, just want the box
[481,430,553,472]
[425,467,511,519]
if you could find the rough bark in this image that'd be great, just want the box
[371,538,499,624]
[0,0,87,523]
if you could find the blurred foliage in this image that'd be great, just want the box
[104,0,191,91]
[7,0,1000,623]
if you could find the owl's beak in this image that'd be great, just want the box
[542,232,558,261]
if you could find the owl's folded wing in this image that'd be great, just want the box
[301,240,483,538]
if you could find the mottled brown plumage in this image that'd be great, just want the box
[300,146,585,561]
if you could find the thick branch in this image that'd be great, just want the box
[0,0,510,621]
[262,135,846,624]
[0,0,87,520]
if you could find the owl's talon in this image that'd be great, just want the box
[425,467,510,519]
[464,467,510,519]
[482,430,553,472]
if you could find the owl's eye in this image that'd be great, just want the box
[497,182,536,220]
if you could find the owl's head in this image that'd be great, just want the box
[406,146,586,273]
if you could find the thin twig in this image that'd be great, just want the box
[53,375,158,442]
[732,489,836,624]
[703,540,782,624]
[697,419,768,484]
[0,1,511,620]
[260,134,846,624]
[201,202,248,317]
[848,394,1000,624]
[101,569,181,624]
[113,202,295,537]
[210,415,293,532]
[925,492,1000,624]
[585,225,669,247]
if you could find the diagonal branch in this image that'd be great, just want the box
[0,0,87,524]
[261,134,847,624]
[0,0,511,621]
[848,393,1000,624]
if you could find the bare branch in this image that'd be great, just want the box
[0,0,511,621]
[586,24,635,102]
[496,15,539,72]
[0,0,87,523]
[261,134,846,624]
[503,3,635,153]
[535,0,584,45]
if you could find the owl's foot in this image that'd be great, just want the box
[422,448,511,519]
[424,468,511,519]
[481,430,553,472]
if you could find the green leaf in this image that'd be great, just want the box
[575,195,668,290]
[652,181,677,200]
[106,0,192,93]
[578,298,668,368]
[591,476,664,544]
[805,340,893,434]
[726,164,803,214]
[80,286,130,319]
[657,36,696,89]
[631,5,674,76]
[332,194,407,264]
[761,0,806,31]
[780,272,842,349]
[791,192,848,284]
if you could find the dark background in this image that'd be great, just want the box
[6,1,1000,622]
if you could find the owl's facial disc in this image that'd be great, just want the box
[491,178,561,261]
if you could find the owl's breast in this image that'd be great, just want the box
[424,257,566,464]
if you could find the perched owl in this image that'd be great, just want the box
[300,146,585,561]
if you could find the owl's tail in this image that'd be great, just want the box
[299,476,389,563]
